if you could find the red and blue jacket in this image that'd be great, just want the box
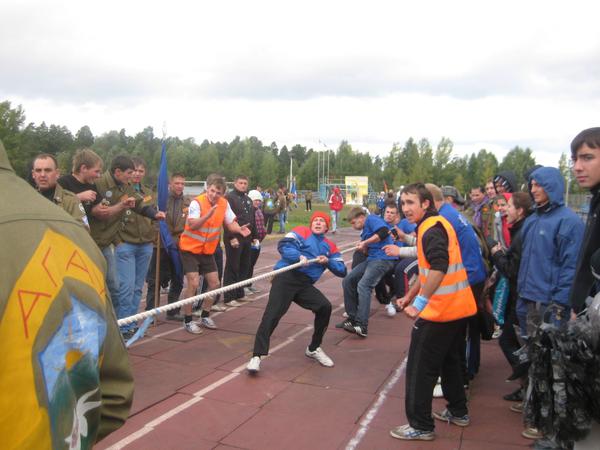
[274,226,347,283]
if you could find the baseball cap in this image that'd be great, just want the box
[441,186,465,205]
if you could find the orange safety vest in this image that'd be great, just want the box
[417,215,477,322]
[179,194,227,255]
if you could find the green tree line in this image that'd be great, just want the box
[1,99,576,194]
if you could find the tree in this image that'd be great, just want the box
[75,125,94,148]
[499,146,536,188]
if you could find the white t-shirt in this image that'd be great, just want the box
[188,199,236,225]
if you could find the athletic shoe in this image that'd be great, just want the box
[432,408,470,427]
[385,303,397,317]
[305,347,334,367]
[335,319,354,331]
[522,427,543,440]
[492,325,502,339]
[353,324,368,338]
[248,286,261,294]
[510,402,524,413]
[184,320,203,335]
[246,356,261,373]
[433,382,444,398]
[244,287,254,297]
[201,317,217,329]
[503,387,523,402]
[226,300,244,307]
[211,304,228,312]
[390,424,435,441]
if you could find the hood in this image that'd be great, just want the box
[333,186,340,193]
[494,170,518,193]
[0,139,14,172]
[529,166,565,208]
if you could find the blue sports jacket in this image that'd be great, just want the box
[274,226,347,282]
[517,167,584,306]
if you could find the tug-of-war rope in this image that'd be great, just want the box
[119,243,358,347]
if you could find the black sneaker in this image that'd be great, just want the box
[503,387,523,402]
[353,324,368,337]
[336,319,354,332]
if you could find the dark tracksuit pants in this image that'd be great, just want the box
[224,239,252,302]
[145,247,183,313]
[462,282,484,381]
[253,270,332,356]
[405,318,468,432]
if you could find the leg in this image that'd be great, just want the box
[101,245,120,313]
[115,243,136,327]
[132,243,153,317]
[183,272,200,316]
[351,250,367,269]
[294,285,332,351]
[393,257,418,298]
[342,261,367,321]
[441,319,469,418]
[355,260,395,327]
[201,271,220,312]
[223,239,242,302]
[145,247,158,310]
[252,272,299,356]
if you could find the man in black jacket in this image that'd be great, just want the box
[223,175,257,306]
[569,127,600,314]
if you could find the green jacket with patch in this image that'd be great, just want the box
[117,183,155,244]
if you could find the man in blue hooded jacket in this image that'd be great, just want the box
[517,167,584,336]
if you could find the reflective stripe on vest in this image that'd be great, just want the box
[416,215,477,322]
[178,194,227,255]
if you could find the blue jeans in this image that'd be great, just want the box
[342,259,396,327]
[101,245,120,314]
[330,210,339,232]
[278,212,286,233]
[116,242,153,331]
[516,299,570,339]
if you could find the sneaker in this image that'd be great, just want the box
[385,303,397,317]
[433,383,444,398]
[503,387,523,402]
[248,286,261,294]
[353,324,368,338]
[335,319,354,331]
[492,325,502,339]
[201,317,217,329]
[244,287,254,297]
[247,356,261,373]
[432,408,470,427]
[225,300,244,307]
[510,402,524,413]
[211,304,228,312]
[184,320,203,335]
[305,347,334,367]
[522,427,543,440]
[390,424,435,441]
[121,329,136,341]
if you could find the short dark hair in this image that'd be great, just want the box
[401,183,437,213]
[170,172,186,180]
[511,191,533,216]
[206,173,226,192]
[110,155,135,174]
[235,175,248,181]
[383,202,398,212]
[571,127,600,158]
[470,186,485,194]
[347,206,367,221]
[33,153,58,169]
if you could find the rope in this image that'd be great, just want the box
[117,242,358,327]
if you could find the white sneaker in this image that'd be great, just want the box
[184,320,203,335]
[226,300,244,307]
[244,287,254,297]
[201,317,217,329]
[385,303,397,317]
[492,325,502,339]
[305,347,334,367]
[247,356,261,373]
[211,304,228,312]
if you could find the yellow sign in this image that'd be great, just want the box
[345,176,369,205]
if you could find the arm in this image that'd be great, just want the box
[356,226,388,253]
[277,232,303,264]
[326,251,347,278]
[91,199,132,220]
[553,218,585,303]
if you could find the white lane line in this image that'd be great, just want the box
[345,356,408,450]
[106,303,345,450]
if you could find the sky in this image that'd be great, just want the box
[2,0,599,167]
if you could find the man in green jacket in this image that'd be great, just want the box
[90,155,165,314]
[0,138,133,449]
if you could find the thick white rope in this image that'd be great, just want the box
[117,243,358,326]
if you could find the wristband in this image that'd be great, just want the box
[412,295,429,312]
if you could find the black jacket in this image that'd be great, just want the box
[569,186,600,313]
[492,217,525,317]
[224,188,257,242]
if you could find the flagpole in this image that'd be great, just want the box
[152,123,168,321]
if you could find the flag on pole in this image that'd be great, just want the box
[157,142,182,279]
[290,177,297,195]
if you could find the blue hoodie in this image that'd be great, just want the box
[274,226,347,283]
[517,167,584,306]
[439,203,488,285]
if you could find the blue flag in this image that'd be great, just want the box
[290,178,297,195]
[157,142,182,280]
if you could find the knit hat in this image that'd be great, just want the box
[310,211,330,230]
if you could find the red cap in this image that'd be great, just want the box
[310,211,330,230]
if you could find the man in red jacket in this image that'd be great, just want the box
[328,186,344,233]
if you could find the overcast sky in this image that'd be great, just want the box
[2,0,599,166]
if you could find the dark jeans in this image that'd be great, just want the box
[463,282,484,380]
[145,247,184,313]
[305,200,312,211]
[264,213,275,234]
[406,318,468,431]
[499,311,521,368]
[351,251,395,303]
[224,239,252,302]
[248,247,260,280]
[253,270,332,356]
